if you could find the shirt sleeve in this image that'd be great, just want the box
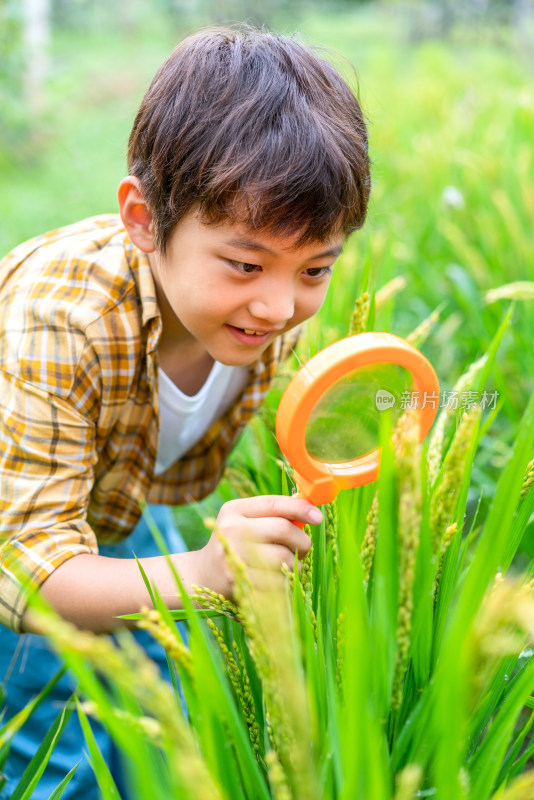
[0,369,99,632]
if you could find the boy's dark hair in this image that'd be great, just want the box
[128,26,371,252]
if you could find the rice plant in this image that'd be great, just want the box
[1,8,533,798]
[9,297,533,800]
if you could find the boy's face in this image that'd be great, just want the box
[148,209,344,367]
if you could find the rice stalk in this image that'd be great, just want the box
[391,409,422,711]
[191,584,240,620]
[393,763,423,800]
[244,574,315,799]
[203,518,317,800]
[265,749,292,800]
[406,306,442,349]
[299,530,313,595]
[469,574,534,709]
[429,404,481,557]
[432,521,459,606]
[361,491,379,590]
[460,767,471,799]
[486,281,534,303]
[374,276,407,311]
[439,219,491,285]
[225,464,263,498]
[79,701,163,746]
[492,771,534,799]
[30,609,222,800]
[520,458,534,498]
[137,606,193,677]
[349,290,370,335]
[324,500,339,583]
[427,353,487,488]
[492,189,530,269]
[335,610,345,699]
[206,619,260,754]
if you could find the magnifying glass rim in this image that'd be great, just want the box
[275,332,440,501]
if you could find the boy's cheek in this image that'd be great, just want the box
[298,293,329,324]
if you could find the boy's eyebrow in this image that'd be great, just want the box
[223,236,343,260]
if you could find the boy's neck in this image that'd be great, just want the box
[158,341,214,396]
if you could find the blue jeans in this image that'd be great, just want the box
[0,506,188,800]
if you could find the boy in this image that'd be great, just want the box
[0,26,370,798]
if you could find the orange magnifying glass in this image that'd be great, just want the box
[275,332,439,524]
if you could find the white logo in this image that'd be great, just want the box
[375,389,395,410]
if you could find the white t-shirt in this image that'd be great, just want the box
[155,361,250,475]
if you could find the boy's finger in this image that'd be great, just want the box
[238,519,311,555]
[225,495,323,525]
[246,544,298,571]
[247,564,303,592]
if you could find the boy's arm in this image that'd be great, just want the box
[23,495,321,634]
[22,549,203,633]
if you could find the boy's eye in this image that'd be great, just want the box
[231,260,261,274]
[304,266,332,278]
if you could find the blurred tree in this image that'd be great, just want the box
[23,0,51,114]
[378,0,534,41]
[169,0,318,30]
[0,0,25,149]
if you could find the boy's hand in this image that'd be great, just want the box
[195,496,322,599]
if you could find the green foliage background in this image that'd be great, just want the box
[2,4,534,797]
[1,0,533,536]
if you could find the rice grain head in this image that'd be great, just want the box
[429,404,481,558]
[432,522,459,606]
[248,572,316,799]
[191,584,240,620]
[427,353,487,488]
[137,606,193,677]
[265,749,292,800]
[203,519,316,799]
[324,501,339,581]
[520,457,534,498]
[374,276,407,311]
[393,764,423,800]
[361,491,379,590]
[392,409,422,711]
[406,306,442,349]
[469,574,534,709]
[349,291,370,335]
[491,770,534,799]
[206,619,260,753]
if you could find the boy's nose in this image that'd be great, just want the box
[248,290,295,326]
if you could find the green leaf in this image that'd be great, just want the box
[0,667,67,747]
[369,410,398,718]
[468,655,534,799]
[45,764,80,800]
[9,698,74,800]
[76,701,121,800]
[119,607,222,621]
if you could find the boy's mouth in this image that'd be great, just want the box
[226,324,273,344]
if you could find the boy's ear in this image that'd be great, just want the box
[117,177,155,253]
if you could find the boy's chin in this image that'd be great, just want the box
[214,344,271,368]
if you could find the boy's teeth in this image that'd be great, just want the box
[244,329,259,335]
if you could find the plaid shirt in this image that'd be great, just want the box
[0,216,297,631]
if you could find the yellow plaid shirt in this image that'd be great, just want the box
[0,215,297,631]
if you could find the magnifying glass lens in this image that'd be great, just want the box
[304,363,413,463]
